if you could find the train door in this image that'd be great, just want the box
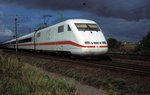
[34,32,41,50]
[45,29,51,50]
[36,32,41,50]
[33,32,37,50]
[58,25,65,51]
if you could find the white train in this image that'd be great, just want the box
[2,19,108,56]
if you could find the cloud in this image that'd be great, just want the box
[0,11,3,15]
[0,0,150,42]
[0,10,3,23]
[80,13,150,42]
[0,28,14,37]
[92,0,150,20]
[100,18,150,42]
[0,0,150,20]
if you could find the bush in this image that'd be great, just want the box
[107,38,121,49]
[0,55,76,95]
[135,31,150,55]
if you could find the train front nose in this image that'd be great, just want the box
[81,46,108,56]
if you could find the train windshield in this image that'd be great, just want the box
[75,23,100,31]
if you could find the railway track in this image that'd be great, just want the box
[85,60,150,75]
[107,53,150,61]
[2,49,150,75]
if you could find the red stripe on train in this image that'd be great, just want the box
[16,41,108,48]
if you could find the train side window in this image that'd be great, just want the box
[102,41,107,44]
[58,25,64,33]
[19,37,32,43]
[11,41,16,44]
[68,25,71,31]
[37,32,40,38]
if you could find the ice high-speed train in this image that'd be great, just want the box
[2,19,108,56]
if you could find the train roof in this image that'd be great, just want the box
[3,33,34,44]
[62,19,96,23]
[3,19,96,44]
[38,19,96,30]
[32,19,97,33]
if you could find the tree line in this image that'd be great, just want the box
[107,30,150,55]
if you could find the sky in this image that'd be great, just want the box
[0,0,150,43]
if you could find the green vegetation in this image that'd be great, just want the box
[135,31,150,55]
[107,38,122,50]
[0,55,76,95]
[1,51,150,95]
[45,65,150,95]
[18,55,150,95]
[47,65,129,95]
[107,30,150,55]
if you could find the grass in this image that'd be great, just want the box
[46,65,123,95]
[44,64,150,95]
[0,54,76,95]
[2,51,150,95]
